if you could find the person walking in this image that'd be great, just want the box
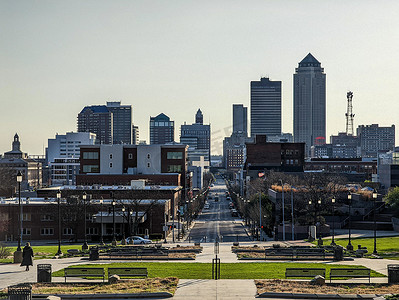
[20,242,34,271]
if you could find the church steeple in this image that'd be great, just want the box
[12,133,21,152]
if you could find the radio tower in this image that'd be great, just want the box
[345,91,355,135]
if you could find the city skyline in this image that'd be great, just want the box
[2,1,399,155]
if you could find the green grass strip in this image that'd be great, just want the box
[53,262,385,280]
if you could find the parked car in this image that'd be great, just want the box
[231,209,239,217]
[126,236,152,244]
[204,204,210,209]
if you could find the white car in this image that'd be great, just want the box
[126,236,152,244]
[204,204,210,209]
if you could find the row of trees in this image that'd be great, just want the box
[229,171,376,238]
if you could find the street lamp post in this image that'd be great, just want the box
[373,190,378,254]
[17,171,23,251]
[331,198,336,246]
[347,193,353,251]
[317,199,323,246]
[82,192,89,250]
[308,200,314,241]
[13,171,23,263]
[112,195,117,246]
[121,207,126,245]
[280,180,285,241]
[259,192,262,241]
[56,190,62,256]
[99,197,104,245]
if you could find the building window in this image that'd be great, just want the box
[109,154,113,159]
[167,152,183,159]
[87,228,98,235]
[147,154,151,159]
[63,228,73,235]
[147,162,151,168]
[41,214,54,221]
[41,228,54,235]
[128,153,133,159]
[21,213,31,221]
[83,152,99,160]
[109,162,113,168]
[82,165,100,173]
[167,165,182,172]
[22,228,31,235]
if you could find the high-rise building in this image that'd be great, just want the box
[293,53,326,155]
[180,110,211,161]
[77,105,113,144]
[150,113,175,144]
[357,124,395,158]
[250,77,281,138]
[132,125,139,145]
[106,101,132,144]
[46,132,96,186]
[233,104,248,136]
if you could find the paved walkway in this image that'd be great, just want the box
[173,279,257,300]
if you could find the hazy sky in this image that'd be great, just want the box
[1,0,399,155]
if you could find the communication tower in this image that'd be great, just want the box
[345,91,355,136]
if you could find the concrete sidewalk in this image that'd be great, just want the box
[173,279,257,300]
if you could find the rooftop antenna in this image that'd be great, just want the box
[345,91,355,135]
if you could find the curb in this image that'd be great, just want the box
[34,292,173,299]
[257,292,388,299]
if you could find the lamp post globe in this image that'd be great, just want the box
[121,207,126,245]
[56,190,62,256]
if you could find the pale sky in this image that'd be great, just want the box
[1,0,399,155]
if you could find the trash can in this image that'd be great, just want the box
[89,247,99,261]
[37,264,52,283]
[8,284,32,300]
[333,246,344,261]
[388,264,399,284]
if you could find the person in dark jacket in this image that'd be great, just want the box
[20,242,34,271]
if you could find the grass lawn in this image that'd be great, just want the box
[52,262,385,280]
[0,244,98,263]
[314,236,399,259]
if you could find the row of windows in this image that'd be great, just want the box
[83,152,99,159]
[22,228,98,236]
[167,152,183,159]
[83,165,99,173]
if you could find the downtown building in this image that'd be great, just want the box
[223,104,252,173]
[46,132,96,186]
[180,109,211,162]
[357,124,395,158]
[293,53,326,156]
[250,77,282,138]
[150,113,175,144]
[77,101,134,145]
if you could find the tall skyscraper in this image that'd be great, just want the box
[180,109,211,161]
[106,101,132,144]
[150,113,175,144]
[293,53,326,155]
[250,77,281,138]
[233,104,248,136]
[77,105,113,144]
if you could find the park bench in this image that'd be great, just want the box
[330,268,371,283]
[108,267,148,279]
[285,268,326,279]
[265,248,295,260]
[64,267,105,282]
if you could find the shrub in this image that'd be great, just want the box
[0,243,11,259]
